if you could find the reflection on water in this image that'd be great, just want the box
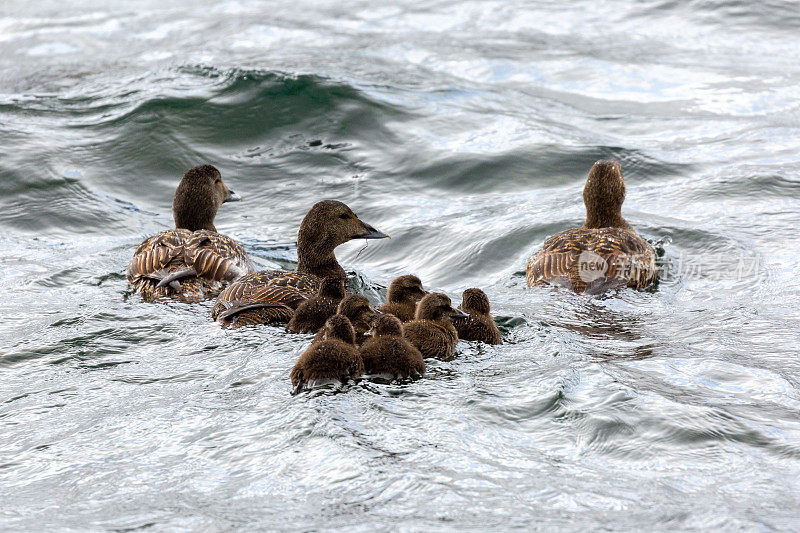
[2,0,800,530]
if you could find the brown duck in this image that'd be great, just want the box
[290,315,364,393]
[126,165,251,302]
[313,294,378,346]
[287,276,346,334]
[377,275,427,322]
[526,160,658,294]
[452,288,502,345]
[360,315,425,379]
[403,292,467,360]
[213,200,388,327]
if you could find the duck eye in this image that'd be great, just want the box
[339,213,349,219]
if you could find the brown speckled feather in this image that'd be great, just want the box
[211,270,319,326]
[127,229,251,302]
[453,315,502,345]
[403,320,458,360]
[526,227,657,293]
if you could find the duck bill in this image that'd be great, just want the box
[224,188,242,203]
[357,221,389,240]
[450,308,469,319]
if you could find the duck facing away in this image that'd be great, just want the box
[377,275,427,322]
[212,200,388,326]
[127,165,251,302]
[360,315,425,379]
[287,276,346,334]
[403,292,466,360]
[452,288,502,345]
[290,315,364,393]
[313,294,378,346]
[526,160,658,294]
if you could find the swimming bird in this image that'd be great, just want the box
[290,315,364,393]
[313,294,378,346]
[287,276,346,334]
[126,165,251,302]
[452,288,502,345]
[212,200,388,327]
[526,160,658,293]
[403,292,466,359]
[377,275,427,322]
[360,315,425,379]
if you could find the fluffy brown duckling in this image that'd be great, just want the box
[287,276,346,334]
[526,160,658,294]
[377,275,427,322]
[127,165,251,302]
[403,292,467,360]
[452,288,502,345]
[313,294,378,346]
[290,314,364,393]
[360,315,425,379]
[213,200,388,327]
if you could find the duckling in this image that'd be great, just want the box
[313,294,378,346]
[360,315,425,379]
[213,200,388,326]
[377,275,427,322]
[403,292,467,360]
[452,288,502,345]
[287,276,346,334]
[526,160,658,293]
[290,315,364,393]
[127,165,251,302]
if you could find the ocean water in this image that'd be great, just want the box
[2,1,800,530]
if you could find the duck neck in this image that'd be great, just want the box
[583,208,631,230]
[297,246,345,280]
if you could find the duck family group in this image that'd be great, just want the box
[127,162,658,392]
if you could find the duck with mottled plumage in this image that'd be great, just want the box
[213,200,388,327]
[377,275,427,322]
[452,288,502,345]
[290,315,364,393]
[287,276,346,334]
[127,165,251,302]
[526,160,658,294]
[360,315,425,379]
[403,293,466,360]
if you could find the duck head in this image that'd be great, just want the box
[337,294,378,336]
[173,164,240,232]
[459,288,491,315]
[582,160,631,230]
[322,314,356,345]
[296,200,388,274]
[372,314,403,337]
[415,292,468,322]
[386,274,427,304]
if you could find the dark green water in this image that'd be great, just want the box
[2,1,800,530]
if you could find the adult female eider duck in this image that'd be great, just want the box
[452,288,502,345]
[360,315,425,379]
[290,315,364,393]
[287,276,346,334]
[403,292,466,360]
[212,200,388,327]
[126,165,251,302]
[377,275,427,323]
[526,160,658,293]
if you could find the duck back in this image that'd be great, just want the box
[403,319,458,360]
[128,229,251,302]
[527,227,657,293]
[290,339,364,392]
